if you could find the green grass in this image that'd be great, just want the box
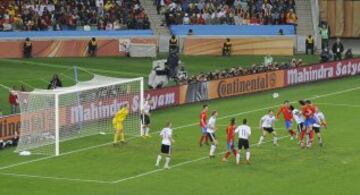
[0,54,319,115]
[0,55,359,195]
[0,75,359,194]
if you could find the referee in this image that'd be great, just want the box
[235,119,252,165]
[141,97,152,137]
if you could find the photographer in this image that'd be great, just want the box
[23,37,32,58]
[88,37,97,57]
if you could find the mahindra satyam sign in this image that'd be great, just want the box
[208,70,285,99]
[68,86,180,124]
[286,58,360,86]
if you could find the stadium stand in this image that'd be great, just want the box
[155,0,297,26]
[0,0,150,31]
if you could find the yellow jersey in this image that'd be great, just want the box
[112,107,129,129]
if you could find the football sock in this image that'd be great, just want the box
[258,136,264,145]
[236,153,240,164]
[210,144,216,156]
[155,155,162,166]
[309,131,314,141]
[232,149,237,156]
[246,151,250,161]
[164,157,171,168]
[273,136,278,144]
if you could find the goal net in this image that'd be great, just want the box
[15,75,143,156]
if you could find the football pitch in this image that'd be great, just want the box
[0,76,360,194]
[0,55,360,195]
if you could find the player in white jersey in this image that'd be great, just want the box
[155,122,174,169]
[141,97,152,137]
[235,119,251,165]
[207,111,218,158]
[313,110,327,147]
[289,105,305,142]
[258,110,278,146]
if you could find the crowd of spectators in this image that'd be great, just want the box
[155,0,297,26]
[177,57,304,85]
[0,0,150,32]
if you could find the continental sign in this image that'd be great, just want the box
[208,70,285,99]
[286,58,360,85]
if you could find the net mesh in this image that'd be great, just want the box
[15,75,142,156]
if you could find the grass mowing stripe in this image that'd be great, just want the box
[0,135,289,184]
[111,135,289,184]
[0,85,359,171]
[316,103,360,108]
[0,58,147,77]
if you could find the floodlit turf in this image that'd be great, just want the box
[0,54,319,115]
[0,75,359,195]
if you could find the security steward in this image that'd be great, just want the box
[169,35,178,53]
[23,37,32,58]
[305,35,314,55]
[222,38,232,56]
[88,37,97,57]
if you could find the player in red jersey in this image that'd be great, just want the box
[305,100,318,147]
[199,104,209,147]
[276,100,296,140]
[223,118,237,161]
[299,100,317,148]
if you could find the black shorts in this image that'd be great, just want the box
[313,127,320,133]
[161,144,171,154]
[238,138,249,150]
[207,133,216,142]
[141,114,150,125]
[263,127,274,133]
[297,123,304,132]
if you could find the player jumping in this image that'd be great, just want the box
[199,104,209,147]
[235,119,251,165]
[112,103,129,145]
[207,111,218,158]
[313,110,327,147]
[276,100,296,140]
[222,118,238,161]
[289,105,305,143]
[299,100,317,148]
[258,110,278,146]
[155,122,174,169]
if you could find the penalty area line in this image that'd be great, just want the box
[0,172,113,184]
[111,135,290,184]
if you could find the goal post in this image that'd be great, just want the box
[15,75,144,156]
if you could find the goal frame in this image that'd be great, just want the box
[18,76,144,156]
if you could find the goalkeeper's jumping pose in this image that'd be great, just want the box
[112,103,129,145]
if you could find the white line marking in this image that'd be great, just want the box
[316,103,360,108]
[0,85,359,172]
[111,135,289,184]
[0,172,113,184]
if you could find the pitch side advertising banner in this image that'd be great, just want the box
[0,114,20,142]
[207,70,285,99]
[285,58,360,86]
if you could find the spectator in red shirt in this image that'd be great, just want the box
[8,86,18,114]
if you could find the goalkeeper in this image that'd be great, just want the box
[112,103,129,145]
